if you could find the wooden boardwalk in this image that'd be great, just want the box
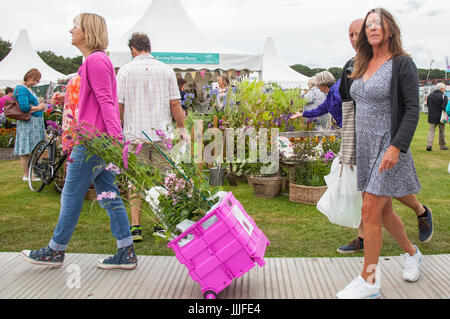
[0,252,448,299]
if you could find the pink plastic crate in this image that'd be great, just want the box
[167,192,270,299]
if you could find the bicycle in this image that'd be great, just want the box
[28,120,68,193]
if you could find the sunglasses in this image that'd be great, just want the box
[366,20,382,29]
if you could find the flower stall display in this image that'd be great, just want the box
[288,135,341,205]
[0,128,16,148]
[0,127,18,160]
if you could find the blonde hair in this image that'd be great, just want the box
[74,13,109,51]
[314,71,336,87]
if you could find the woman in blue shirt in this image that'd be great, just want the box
[14,68,47,181]
[291,71,342,128]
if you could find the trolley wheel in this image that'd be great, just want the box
[203,290,218,299]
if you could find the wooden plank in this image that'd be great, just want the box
[283,258,306,299]
[0,253,448,299]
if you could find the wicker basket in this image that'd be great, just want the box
[252,176,282,198]
[0,148,19,161]
[289,183,327,205]
[245,174,254,186]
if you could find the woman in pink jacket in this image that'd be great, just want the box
[21,13,137,270]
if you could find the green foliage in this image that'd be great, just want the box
[290,135,339,186]
[0,38,12,62]
[417,68,447,81]
[291,63,448,81]
[37,51,82,75]
[157,163,219,232]
[290,64,343,80]
[0,128,16,147]
[294,160,332,187]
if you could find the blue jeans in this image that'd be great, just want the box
[49,145,132,251]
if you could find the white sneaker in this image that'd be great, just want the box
[402,245,423,282]
[22,176,41,182]
[336,275,380,299]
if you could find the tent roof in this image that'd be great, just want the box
[109,0,262,71]
[0,30,65,88]
[262,37,309,89]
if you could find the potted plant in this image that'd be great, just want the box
[0,127,17,160]
[289,136,339,205]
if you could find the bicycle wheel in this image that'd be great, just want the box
[53,156,67,193]
[28,140,50,192]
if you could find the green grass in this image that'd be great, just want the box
[0,114,449,257]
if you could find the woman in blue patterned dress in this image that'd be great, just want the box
[13,69,47,181]
[336,8,423,299]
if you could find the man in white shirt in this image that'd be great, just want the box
[117,32,189,241]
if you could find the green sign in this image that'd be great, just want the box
[152,52,220,65]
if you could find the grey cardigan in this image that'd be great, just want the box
[390,55,420,153]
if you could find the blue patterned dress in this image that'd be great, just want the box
[13,85,45,156]
[350,60,421,197]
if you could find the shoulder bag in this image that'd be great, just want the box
[4,88,31,121]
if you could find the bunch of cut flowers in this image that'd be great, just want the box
[70,121,221,239]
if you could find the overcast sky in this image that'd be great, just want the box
[1,0,449,70]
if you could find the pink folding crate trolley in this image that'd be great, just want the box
[167,192,270,299]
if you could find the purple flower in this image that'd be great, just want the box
[97,191,117,201]
[123,140,131,170]
[46,120,60,131]
[135,142,143,155]
[105,162,121,175]
[155,129,164,137]
[323,150,335,163]
[67,114,74,120]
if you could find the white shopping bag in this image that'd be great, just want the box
[316,157,362,228]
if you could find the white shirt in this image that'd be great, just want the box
[117,53,181,142]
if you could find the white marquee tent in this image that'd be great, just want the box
[262,37,309,89]
[108,0,262,73]
[0,29,65,88]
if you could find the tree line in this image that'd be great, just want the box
[0,37,447,80]
[290,64,448,82]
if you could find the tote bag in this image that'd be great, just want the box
[317,156,362,228]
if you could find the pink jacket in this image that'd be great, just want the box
[78,51,123,140]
